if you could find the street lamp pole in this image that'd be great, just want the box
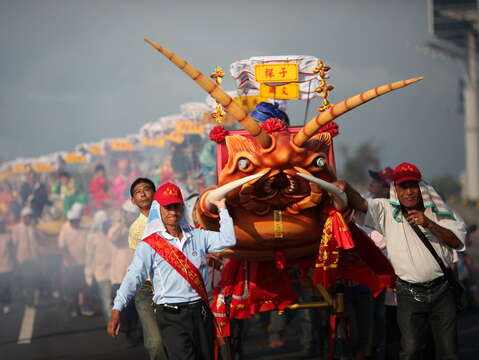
[463,30,479,201]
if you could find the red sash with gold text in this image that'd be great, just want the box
[143,233,209,304]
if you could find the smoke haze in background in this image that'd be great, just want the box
[0,0,465,178]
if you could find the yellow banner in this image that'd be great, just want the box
[260,83,299,100]
[110,139,135,152]
[142,137,166,148]
[175,121,205,135]
[254,63,299,83]
[32,163,55,173]
[89,145,103,156]
[232,95,270,111]
[165,132,185,144]
[64,153,87,164]
[0,171,11,180]
[11,164,30,173]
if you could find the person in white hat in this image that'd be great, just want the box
[58,203,88,316]
[84,210,113,322]
[11,207,41,305]
[110,201,138,289]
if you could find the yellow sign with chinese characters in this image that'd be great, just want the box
[175,121,205,135]
[89,145,103,156]
[32,163,55,173]
[165,132,185,144]
[273,210,283,239]
[11,164,30,174]
[110,139,135,152]
[232,95,271,111]
[142,137,166,148]
[260,83,299,100]
[254,63,299,83]
[0,171,11,180]
[64,153,87,164]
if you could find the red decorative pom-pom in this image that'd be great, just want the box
[209,126,229,143]
[261,118,287,134]
[318,121,339,137]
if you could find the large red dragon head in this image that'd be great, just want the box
[145,38,422,261]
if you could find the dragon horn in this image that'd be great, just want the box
[144,38,272,148]
[205,172,266,211]
[293,77,424,147]
[296,173,348,210]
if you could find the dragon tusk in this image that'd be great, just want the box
[296,173,348,210]
[293,77,424,147]
[205,172,266,211]
[144,38,272,148]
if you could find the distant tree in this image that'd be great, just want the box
[339,142,381,183]
[429,173,461,199]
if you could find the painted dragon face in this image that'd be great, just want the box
[220,131,334,216]
[144,38,422,260]
[193,129,340,260]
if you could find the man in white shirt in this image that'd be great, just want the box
[337,162,466,360]
[108,182,236,359]
[12,207,41,306]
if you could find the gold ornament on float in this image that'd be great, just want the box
[313,61,334,112]
[210,66,227,123]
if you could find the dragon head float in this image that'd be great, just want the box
[144,38,421,325]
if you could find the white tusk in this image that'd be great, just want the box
[296,173,348,210]
[205,172,266,211]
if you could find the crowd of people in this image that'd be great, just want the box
[0,146,211,338]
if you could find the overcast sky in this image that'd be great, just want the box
[0,0,467,178]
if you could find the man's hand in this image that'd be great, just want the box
[406,209,430,227]
[333,180,368,213]
[406,209,463,249]
[206,253,224,270]
[107,310,121,338]
[210,198,226,210]
[334,180,347,192]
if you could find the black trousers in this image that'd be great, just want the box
[396,288,458,360]
[155,301,215,360]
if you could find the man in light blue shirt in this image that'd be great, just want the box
[108,182,236,360]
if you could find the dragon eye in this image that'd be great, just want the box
[238,158,250,170]
[314,156,326,168]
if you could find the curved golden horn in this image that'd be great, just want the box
[144,38,272,148]
[293,77,424,147]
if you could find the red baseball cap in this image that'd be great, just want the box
[154,182,184,206]
[392,162,422,185]
[368,166,394,184]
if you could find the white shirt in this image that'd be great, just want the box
[364,199,466,283]
[112,208,236,310]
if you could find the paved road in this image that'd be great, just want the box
[1,294,478,360]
